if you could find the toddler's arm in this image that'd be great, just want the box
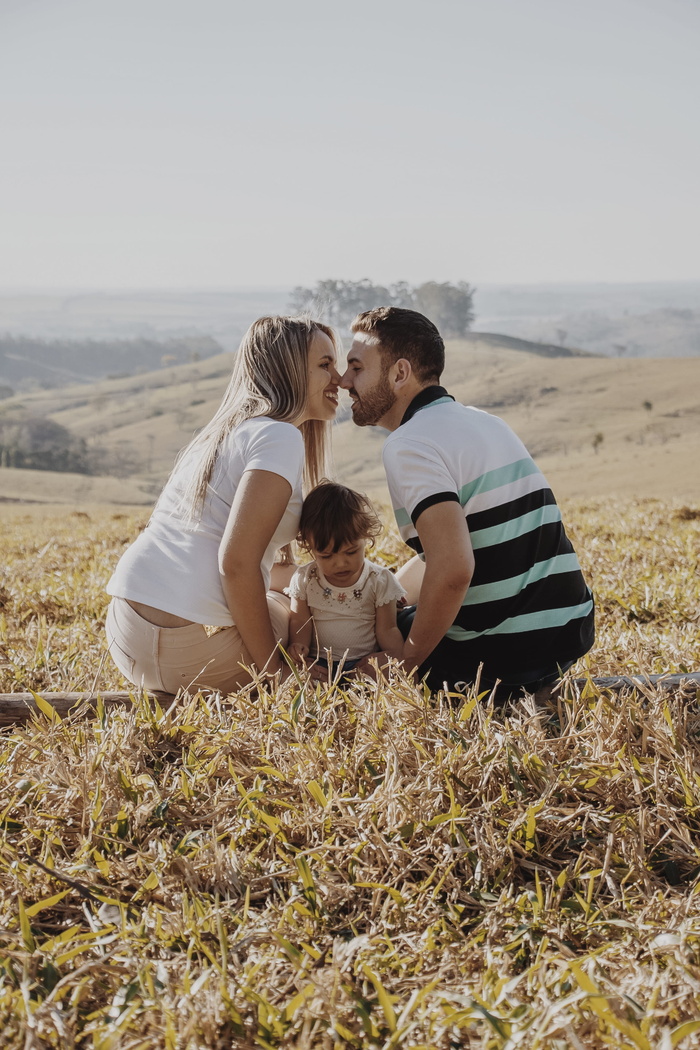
[375,600,404,661]
[288,595,313,665]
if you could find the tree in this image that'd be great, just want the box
[288,279,475,336]
[0,416,89,473]
[412,281,474,337]
[290,279,393,330]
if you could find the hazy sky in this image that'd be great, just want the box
[1,0,698,289]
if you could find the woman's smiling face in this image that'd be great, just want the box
[301,331,341,423]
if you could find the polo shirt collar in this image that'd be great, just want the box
[400,385,454,426]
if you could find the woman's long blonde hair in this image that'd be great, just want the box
[168,315,336,521]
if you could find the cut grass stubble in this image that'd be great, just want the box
[0,500,698,1047]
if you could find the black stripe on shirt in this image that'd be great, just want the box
[400,386,454,426]
[452,570,592,633]
[466,486,557,535]
[428,604,595,686]
[469,520,572,588]
[411,490,460,526]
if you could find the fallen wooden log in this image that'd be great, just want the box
[0,690,169,728]
[0,674,698,727]
[571,674,700,693]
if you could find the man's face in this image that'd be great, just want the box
[340,332,397,427]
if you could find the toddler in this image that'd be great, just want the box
[287,482,405,675]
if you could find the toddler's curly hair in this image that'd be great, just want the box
[298,481,383,553]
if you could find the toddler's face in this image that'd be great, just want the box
[311,539,366,588]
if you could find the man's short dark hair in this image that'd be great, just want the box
[351,307,445,383]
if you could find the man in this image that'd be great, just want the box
[340,306,594,697]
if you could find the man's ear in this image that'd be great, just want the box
[393,358,413,387]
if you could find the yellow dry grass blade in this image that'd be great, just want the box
[567,960,652,1049]
[0,501,698,1046]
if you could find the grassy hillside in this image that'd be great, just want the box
[0,334,222,392]
[335,338,700,505]
[0,469,155,506]
[0,502,698,1047]
[0,334,699,507]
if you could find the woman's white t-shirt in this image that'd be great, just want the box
[107,417,304,626]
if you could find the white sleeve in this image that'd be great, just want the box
[286,566,308,602]
[372,567,407,607]
[383,436,459,525]
[241,420,304,490]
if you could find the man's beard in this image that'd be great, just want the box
[350,370,397,427]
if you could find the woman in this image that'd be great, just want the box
[106,315,341,694]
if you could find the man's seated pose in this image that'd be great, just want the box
[340,306,594,698]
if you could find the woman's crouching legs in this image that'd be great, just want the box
[105,594,290,695]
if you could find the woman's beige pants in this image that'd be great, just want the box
[105,595,290,695]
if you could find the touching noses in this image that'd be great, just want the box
[339,368,353,389]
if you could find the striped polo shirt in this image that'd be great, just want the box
[382,387,594,683]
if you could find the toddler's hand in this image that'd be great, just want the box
[288,642,310,666]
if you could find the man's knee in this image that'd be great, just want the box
[397,604,416,640]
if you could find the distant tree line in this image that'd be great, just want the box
[289,279,475,337]
[0,334,223,393]
[0,417,89,473]
[0,415,139,476]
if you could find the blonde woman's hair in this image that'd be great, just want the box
[167,315,336,521]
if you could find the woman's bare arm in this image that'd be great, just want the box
[218,469,293,677]
[288,595,313,664]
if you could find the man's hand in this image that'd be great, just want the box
[354,651,403,680]
[307,662,331,682]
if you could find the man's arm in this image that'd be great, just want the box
[401,501,474,672]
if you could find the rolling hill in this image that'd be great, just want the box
[0,333,698,507]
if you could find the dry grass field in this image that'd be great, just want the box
[0,499,699,1047]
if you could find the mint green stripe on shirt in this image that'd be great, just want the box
[462,552,582,606]
[394,506,412,528]
[470,503,562,550]
[446,599,594,642]
[396,456,544,530]
[458,457,542,505]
